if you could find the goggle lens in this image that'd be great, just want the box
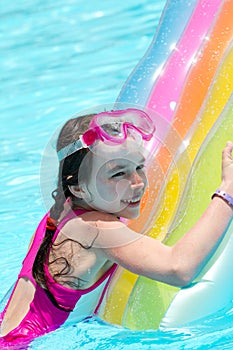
[89,108,155,143]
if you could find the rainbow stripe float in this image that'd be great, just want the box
[97,0,233,329]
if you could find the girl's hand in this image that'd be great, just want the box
[220,141,233,195]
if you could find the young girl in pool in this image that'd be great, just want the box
[1,108,233,345]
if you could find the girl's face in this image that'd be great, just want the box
[80,138,148,219]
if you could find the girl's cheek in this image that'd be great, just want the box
[95,179,118,202]
[115,179,132,196]
[99,179,131,204]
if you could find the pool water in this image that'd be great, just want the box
[1,0,233,349]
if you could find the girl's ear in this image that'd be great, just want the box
[68,185,85,199]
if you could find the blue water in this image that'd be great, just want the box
[1,0,233,349]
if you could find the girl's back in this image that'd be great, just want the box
[0,209,117,345]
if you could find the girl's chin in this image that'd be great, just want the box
[120,209,141,220]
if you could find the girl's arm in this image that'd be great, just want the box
[97,142,233,287]
[99,193,232,287]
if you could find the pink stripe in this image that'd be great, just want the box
[147,0,222,126]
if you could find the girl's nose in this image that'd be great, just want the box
[130,172,145,189]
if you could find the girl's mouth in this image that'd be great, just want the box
[122,197,141,207]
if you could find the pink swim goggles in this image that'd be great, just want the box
[57,108,155,161]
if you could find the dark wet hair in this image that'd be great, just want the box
[33,113,96,296]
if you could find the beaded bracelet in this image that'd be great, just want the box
[211,189,233,208]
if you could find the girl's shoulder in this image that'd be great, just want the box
[73,211,139,249]
[73,210,122,228]
[58,210,123,247]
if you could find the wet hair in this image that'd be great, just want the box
[33,113,96,295]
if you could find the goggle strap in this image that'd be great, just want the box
[57,137,87,161]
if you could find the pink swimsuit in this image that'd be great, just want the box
[0,210,117,346]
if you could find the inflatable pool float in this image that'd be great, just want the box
[97,0,233,329]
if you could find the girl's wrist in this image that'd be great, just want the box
[219,182,233,197]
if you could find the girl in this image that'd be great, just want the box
[1,108,233,346]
